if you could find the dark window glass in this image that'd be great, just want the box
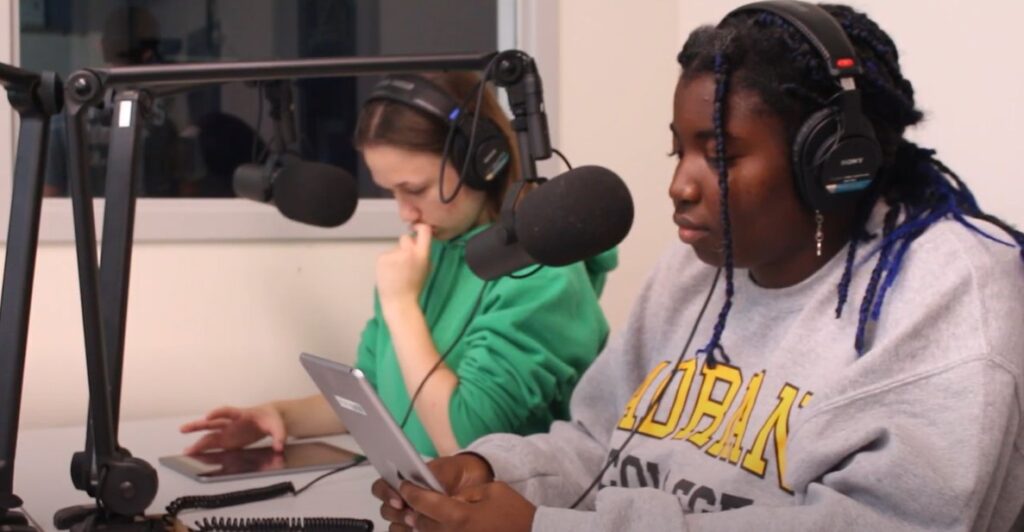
[19,0,499,198]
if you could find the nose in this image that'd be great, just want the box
[396,197,420,224]
[668,157,702,206]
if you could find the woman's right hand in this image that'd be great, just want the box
[372,453,495,528]
[178,404,287,455]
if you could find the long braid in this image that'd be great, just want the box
[855,206,900,353]
[933,157,1024,260]
[697,52,735,368]
[866,147,1023,323]
[830,5,1022,351]
[834,235,859,318]
[835,198,876,318]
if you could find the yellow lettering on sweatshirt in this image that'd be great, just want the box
[637,358,698,438]
[741,383,799,493]
[706,371,765,463]
[618,361,670,430]
[673,362,743,448]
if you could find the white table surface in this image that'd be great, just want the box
[11,415,387,531]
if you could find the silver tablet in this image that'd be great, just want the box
[159,441,360,483]
[299,352,445,493]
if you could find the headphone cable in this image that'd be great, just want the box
[439,53,503,204]
[568,267,722,509]
[552,148,573,171]
[397,279,490,429]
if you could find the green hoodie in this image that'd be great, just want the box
[355,224,616,457]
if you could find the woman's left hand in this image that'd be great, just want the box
[396,480,536,532]
[377,223,433,310]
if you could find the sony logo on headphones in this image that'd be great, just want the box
[840,157,864,166]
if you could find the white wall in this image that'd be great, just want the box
[6,0,1024,431]
[556,0,681,328]
[21,238,385,428]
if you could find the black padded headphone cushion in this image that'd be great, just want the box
[792,106,841,210]
[449,113,511,191]
[792,104,882,212]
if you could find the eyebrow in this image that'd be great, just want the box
[670,123,736,143]
[395,180,429,191]
[695,130,737,143]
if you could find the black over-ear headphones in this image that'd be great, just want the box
[723,0,882,212]
[366,74,512,192]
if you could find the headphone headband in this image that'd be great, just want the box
[725,0,861,79]
[367,74,462,125]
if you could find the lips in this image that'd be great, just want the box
[673,213,710,244]
[673,214,707,231]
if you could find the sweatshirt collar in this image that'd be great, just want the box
[438,223,492,249]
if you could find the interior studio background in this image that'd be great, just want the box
[1,0,1020,430]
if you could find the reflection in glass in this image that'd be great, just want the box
[19,0,498,199]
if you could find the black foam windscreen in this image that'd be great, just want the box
[516,166,634,266]
[273,161,359,228]
[464,225,537,281]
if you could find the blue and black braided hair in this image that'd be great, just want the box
[678,3,1024,364]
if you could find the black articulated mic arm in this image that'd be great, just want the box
[464,51,635,280]
[467,51,552,260]
[0,63,62,532]
[55,76,162,531]
[492,50,551,172]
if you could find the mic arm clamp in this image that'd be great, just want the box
[488,50,554,245]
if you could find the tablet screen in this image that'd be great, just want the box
[160,441,361,482]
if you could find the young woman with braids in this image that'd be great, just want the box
[371,2,1024,531]
[179,72,616,459]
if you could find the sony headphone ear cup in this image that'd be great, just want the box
[453,114,511,191]
[792,106,841,211]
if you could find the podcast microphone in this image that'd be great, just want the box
[466,165,634,280]
[233,156,359,228]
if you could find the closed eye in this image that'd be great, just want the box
[669,123,682,159]
[706,155,738,168]
[396,184,428,196]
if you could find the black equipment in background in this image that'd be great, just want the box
[466,165,634,280]
[233,155,359,228]
[723,0,882,212]
[233,81,359,228]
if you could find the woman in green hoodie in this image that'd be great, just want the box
[180,72,616,458]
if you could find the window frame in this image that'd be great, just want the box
[1,0,559,243]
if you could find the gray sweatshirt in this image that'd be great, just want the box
[469,214,1024,531]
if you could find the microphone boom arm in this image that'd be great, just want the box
[0,64,62,532]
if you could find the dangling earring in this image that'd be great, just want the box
[814,210,824,257]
